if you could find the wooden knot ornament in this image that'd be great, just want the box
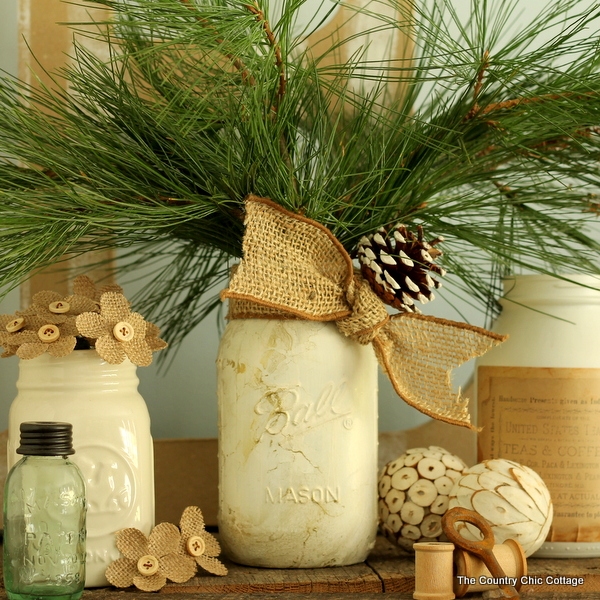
[448,459,552,556]
[379,446,468,551]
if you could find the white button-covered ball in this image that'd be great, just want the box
[448,458,553,557]
[378,446,468,551]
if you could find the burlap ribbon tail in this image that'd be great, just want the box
[221,195,507,430]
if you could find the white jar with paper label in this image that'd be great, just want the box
[476,274,600,557]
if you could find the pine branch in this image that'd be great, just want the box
[178,0,256,85]
[245,2,286,108]
[0,0,599,348]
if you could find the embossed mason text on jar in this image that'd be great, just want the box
[7,350,154,586]
[265,486,341,504]
[217,319,378,568]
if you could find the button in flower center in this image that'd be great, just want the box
[38,324,60,343]
[137,554,159,575]
[186,536,206,557]
[49,300,71,314]
[6,317,24,332]
[113,321,134,342]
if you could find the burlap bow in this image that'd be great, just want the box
[222,195,507,429]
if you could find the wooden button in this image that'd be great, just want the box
[6,317,24,332]
[49,301,70,314]
[186,536,206,557]
[37,324,60,343]
[113,321,134,342]
[137,555,159,575]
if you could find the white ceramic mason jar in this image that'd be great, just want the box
[217,319,379,567]
[476,274,600,557]
[7,350,155,586]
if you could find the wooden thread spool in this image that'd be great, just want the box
[453,539,527,598]
[413,541,456,600]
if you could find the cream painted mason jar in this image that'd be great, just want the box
[476,274,600,557]
[217,319,379,567]
[7,350,155,586]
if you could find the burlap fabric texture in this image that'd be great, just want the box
[179,506,228,576]
[222,195,507,430]
[76,292,166,366]
[105,522,196,591]
[105,507,227,591]
[6,317,79,360]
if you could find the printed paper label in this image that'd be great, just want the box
[478,366,600,542]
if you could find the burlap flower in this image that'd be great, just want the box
[0,316,79,359]
[0,278,166,365]
[72,274,123,302]
[18,289,98,323]
[146,321,168,352]
[179,506,228,576]
[105,523,196,592]
[0,314,27,357]
[0,341,17,358]
[75,292,164,366]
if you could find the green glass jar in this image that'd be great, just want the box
[3,422,86,600]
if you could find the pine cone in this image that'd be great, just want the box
[357,225,445,313]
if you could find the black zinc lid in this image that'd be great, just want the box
[17,422,75,456]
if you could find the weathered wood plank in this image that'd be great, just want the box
[159,536,600,597]
[0,535,596,600]
[365,536,413,594]
[81,589,600,599]
[521,557,600,596]
[89,594,413,600]
[160,560,382,594]
[366,535,600,597]
[83,549,600,598]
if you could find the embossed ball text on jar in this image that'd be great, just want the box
[217,319,378,568]
[7,350,155,587]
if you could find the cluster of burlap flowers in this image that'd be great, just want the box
[0,275,166,366]
[105,506,227,592]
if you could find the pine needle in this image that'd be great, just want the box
[0,0,600,351]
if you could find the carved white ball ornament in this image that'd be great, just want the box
[378,446,468,550]
[448,458,553,557]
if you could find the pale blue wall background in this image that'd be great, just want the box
[0,0,597,439]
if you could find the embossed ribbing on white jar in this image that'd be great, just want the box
[7,350,155,587]
[476,274,600,558]
[217,319,378,567]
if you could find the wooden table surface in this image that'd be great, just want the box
[80,537,600,600]
[1,537,599,599]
